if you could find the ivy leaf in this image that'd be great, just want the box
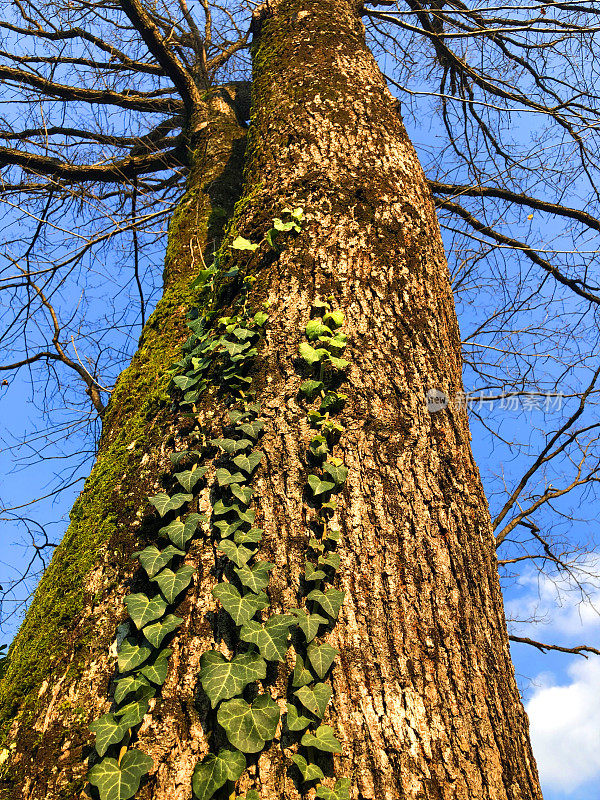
[87,749,154,800]
[273,217,296,232]
[286,703,312,731]
[311,299,330,313]
[234,527,264,545]
[305,562,326,582]
[231,236,258,251]
[89,714,126,757]
[191,756,228,800]
[182,386,207,404]
[172,374,201,391]
[237,507,257,525]
[217,694,280,753]
[212,499,238,517]
[322,310,344,329]
[191,356,212,372]
[253,311,268,327]
[318,333,348,352]
[290,608,327,642]
[309,435,328,458]
[211,583,269,626]
[327,356,351,370]
[190,265,217,288]
[142,614,183,649]
[292,654,313,688]
[307,588,345,619]
[140,648,172,685]
[319,552,341,570]
[321,419,345,437]
[118,640,151,673]
[319,393,347,413]
[239,614,295,662]
[148,492,192,517]
[294,682,332,718]
[217,540,254,568]
[308,536,325,554]
[213,519,243,539]
[230,484,253,505]
[221,749,247,781]
[308,410,325,427]
[291,754,325,783]
[233,326,256,341]
[299,342,328,365]
[222,339,251,358]
[318,499,338,514]
[237,419,265,439]
[212,502,256,525]
[305,320,333,340]
[158,514,204,549]
[308,474,335,496]
[147,493,174,517]
[316,779,351,800]
[323,462,348,486]
[231,348,258,364]
[113,675,151,705]
[151,565,195,604]
[191,749,246,800]
[170,449,202,465]
[325,526,341,543]
[232,451,263,474]
[265,228,278,250]
[174,467,207,493]
[199,650,267,708]
[136,544,184,578]
[234,560,275,593]
[210,437,253,454]
[300,725,343,753]
[114,698,149,728]
[124,593,167,630]
[300,379,324,398]
[289,206,304,222]
[307,642,339,678]
[215,468,246,487]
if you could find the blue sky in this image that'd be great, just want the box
[1,13,599,796]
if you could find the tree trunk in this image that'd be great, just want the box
[0,2,544,800]
[0,94,247,800]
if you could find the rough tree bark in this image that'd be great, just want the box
[0,2,543,800]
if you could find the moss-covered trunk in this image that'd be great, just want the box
[0,94,247,799]
[0,2,544,800]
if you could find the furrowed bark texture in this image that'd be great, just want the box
[222,1,543,799]
[0,2,544,800]
[0,96,246,800]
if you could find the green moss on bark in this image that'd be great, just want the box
[0,278,200,740]
[0,97,248,761]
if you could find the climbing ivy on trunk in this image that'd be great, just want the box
[86,210,352,800]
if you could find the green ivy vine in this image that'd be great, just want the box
[286,298,350,800]
[86,207,349,800]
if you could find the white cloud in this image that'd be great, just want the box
[526,657,600,792]
[504,556,600,794]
